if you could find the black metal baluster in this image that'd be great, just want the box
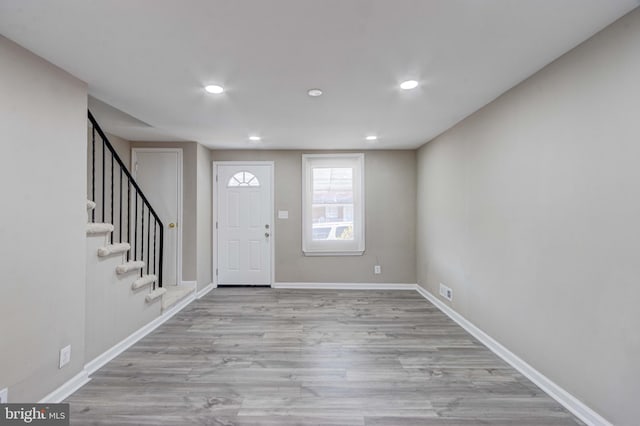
[141,203,145,275]
[91,126,95,222]
[101,137,105,223]
[127,179,131,261]
[153,221,157,275]
[119,168,123,243]
[110,153,114,241]
[134,193,138,261]
[147,209,151,275]
[159,226,164,288]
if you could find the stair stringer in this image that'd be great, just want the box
[85,233,161,362]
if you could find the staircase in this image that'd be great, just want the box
[86,111,193,314]
[86,199,165,302]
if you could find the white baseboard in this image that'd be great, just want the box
[180,280,197,287]
[197,282,216,299]
[272,282,417,290]
[39,370,90,403]
[413,285,611,426]
[85,290,197,376]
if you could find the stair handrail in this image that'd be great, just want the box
[88,110,164,287]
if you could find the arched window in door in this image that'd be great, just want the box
[227,171,260,187]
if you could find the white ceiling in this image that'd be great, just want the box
[1,0,637,149]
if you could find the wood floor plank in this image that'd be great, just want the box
[66,288,583,425]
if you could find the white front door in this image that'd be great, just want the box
[132,148,182,286]
[216,163,273,285]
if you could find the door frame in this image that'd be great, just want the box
[212,161,275,286]
[131,147,183,286]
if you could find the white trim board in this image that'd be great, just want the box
[413,285,612,426]
[83,309,172,376]
[197,282,216,299]
[272,282,416,290]
[39,370,90,404]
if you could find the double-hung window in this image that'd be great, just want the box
[302,153,365,256]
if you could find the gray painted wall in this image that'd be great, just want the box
[416,9,640,425]
[211,150,416,284]
[84,235,161,362]
[0,36,88,401]
[105,132,131,171]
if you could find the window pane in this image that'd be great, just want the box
[312,226,331,240]
[335,225,352,240]
[227,171,260,187]
[311,167,354,241]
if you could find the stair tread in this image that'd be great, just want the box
[145,287,167,303]
[97,242,130,257]
[87,200,96,210]
[120,260,145,266]
[86,222,114,234]
[132,274,158,290]
[116,260,145,274]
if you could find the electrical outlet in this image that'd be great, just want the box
[439,283,453,301]
[374,265,381,274]
[0,387,8,403]
[59,345,71,369]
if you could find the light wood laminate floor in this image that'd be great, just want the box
[66,288,583,425]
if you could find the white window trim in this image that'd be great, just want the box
[302,153,365,256]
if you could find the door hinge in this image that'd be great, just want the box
[216,221,218,229]
[216,268,218,276]
[216,175,218,182]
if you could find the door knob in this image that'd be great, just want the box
[169,223,176,229]
[265,232,270,238]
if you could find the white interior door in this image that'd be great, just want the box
[217,163,272,285]
[132,149,181,286]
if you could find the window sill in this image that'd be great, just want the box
[303,250,365,257]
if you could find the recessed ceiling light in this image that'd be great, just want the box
[249,136,261,142]
[205,84,224,94]
[307,88,323,97]
[365,135,378,141]
[400,80,419,90]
